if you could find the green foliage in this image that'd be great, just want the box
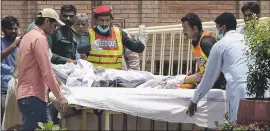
[35,121,67,131]
[244,15,270,98]
[215,113,270,131]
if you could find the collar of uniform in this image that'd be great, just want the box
[59,25,75,32]
[33,26,47,37]
[70,26,75,32]
[192,31,203,47]
[93,27,112,37]
[224,30,237,37]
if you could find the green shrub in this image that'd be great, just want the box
[244,15,270,98]
[35,121,67,131]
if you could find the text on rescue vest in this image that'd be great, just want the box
[99,40,118,49]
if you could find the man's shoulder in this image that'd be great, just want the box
[200,36,216,48]
[236,25,246,33]
[27,30,46,39]
[1,37,5,43]
[53,26,65,34]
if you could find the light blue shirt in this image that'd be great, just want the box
[191,30,249,121]
[1,37,18,93]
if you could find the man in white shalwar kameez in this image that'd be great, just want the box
[186,12,249,122]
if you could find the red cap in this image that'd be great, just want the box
[93,5,113,16]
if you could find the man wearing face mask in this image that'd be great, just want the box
[186,12,249,122]
[48,5,82,64]
[78,5,145,69]
[236,2,260,34]
[1,16,21,123]
[181,13,226,89]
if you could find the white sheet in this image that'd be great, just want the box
[52,60,187,89]
[50,86,226,128]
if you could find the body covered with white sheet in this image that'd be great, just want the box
[52,59,195,89]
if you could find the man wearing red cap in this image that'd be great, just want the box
[86,5,145,69]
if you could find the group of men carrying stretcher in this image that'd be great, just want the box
[1,1,262,130]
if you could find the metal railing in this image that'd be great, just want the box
[124,17,269,76]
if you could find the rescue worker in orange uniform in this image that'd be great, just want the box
[181,13,226,90]
[77,5,145,69]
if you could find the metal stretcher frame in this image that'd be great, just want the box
[62,105,207,131]
[61,104,122,130]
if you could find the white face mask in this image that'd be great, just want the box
[96,25,110,33]
[215,25,225,40]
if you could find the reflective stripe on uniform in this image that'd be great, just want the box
[192,32,216,73]
[87,27,123,69]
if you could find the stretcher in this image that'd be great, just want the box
[60,104,122,130]
[50,87,226,130]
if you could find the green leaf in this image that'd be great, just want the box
[38,122,45,129]
[46,121,54,130]
[52,125,60,130]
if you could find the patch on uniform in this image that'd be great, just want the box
[195,56,205,66]
[99,40,118,50]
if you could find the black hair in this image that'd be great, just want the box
[181,13,202,31]
[94,14,112,20]
[1,16,19,29]
[35,17,57,26]
[214,12,237,30]
[61,5,77,14]
[241,2,260,15]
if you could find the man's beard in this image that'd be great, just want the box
[5,34,17,41]
[64,21,74,27]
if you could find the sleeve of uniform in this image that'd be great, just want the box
[48,34,68,64]
[121,30,145,53]
[77,35,91,54]
[200,37,216,57]
[191,44,222,103]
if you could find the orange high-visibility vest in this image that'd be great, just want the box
[191,32,216,73]
[87,27,123,69]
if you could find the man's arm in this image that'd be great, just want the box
[48,34,69,64]
[1,63,14,75]
[121,30,145,53]
[191,44,222,103]
[1,39,20,60]
[34,36,63,101]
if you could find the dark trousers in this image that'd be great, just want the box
[50,106,60,124]
[17,96,52,131]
